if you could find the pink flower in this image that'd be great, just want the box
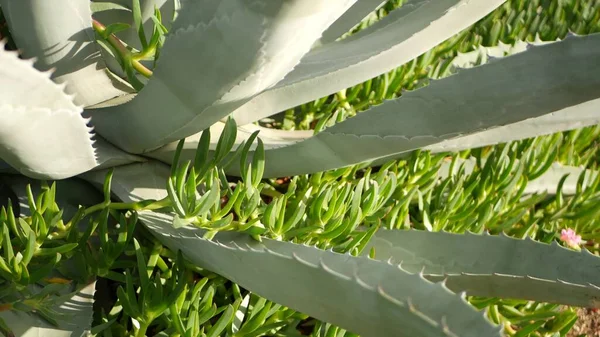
[560,228,582,249]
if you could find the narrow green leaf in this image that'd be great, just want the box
[103,23,132,38]
[194,129,211,179]
[21,230,36,266]
[134,239,150,289]
[193,178,220,217]
[251,139,265,187]
[172,139,186,178]
[36,243,78,256]
[185,166,198,212]
[214,118,237,164]
[26,184,36,212]
[6,205,22,240]
[2,223,14,262]
[206,305,234,337]
[103,169,114,204]
[167,177,186,217]
[0,316,15,337]
[131,0,147,49]
[240,131,260,179]
[513,320,546,337]
[29,254,60,283]
[281,201,306,234]
[196,304,217,328]
[238,301,272,335]
[175,161,191,207]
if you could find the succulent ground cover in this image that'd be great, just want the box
[0,0,599,336]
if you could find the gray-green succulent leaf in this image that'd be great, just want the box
[365,229,600,308]
[0,282,96,337]
[313,0,387,46]
[81,162,502,337]
[230,0,507,126]
[147,32,600,178]
[0,41,144,179]
[86,0,357,153]
[0,0,133,107]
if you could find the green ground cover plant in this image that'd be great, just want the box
[0,0,599,336]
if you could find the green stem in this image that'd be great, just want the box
[132,46,156,62]
[136,321,150,337]
[82,197,172,218]
[92,19,153,78]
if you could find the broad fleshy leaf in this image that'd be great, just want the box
[230,0,507,126]
[314,0,387,46]
[365,229,600,308]
[87,0,357,153]
[0,0,133,106]
[0,42,97,179]
[0,42,144,179]
[148,33,600,178]
[387,39,600,156]
[81,162,502,337]
[0,282,96,337]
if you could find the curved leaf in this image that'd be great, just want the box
[375,39,600,159]
[87,0,356,153]
[314,0,387,45]
[0,282,96,337]
[81,162,502,337]
[0,42,144,179]
[0,0,133,106]
[420,98,600,155]
[144,217,500,337]
[230,0,506,126]
[365,229,600,308]
[0,42,97,179]
[149,33,600,179]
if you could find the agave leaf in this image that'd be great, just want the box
[0,42,97,179]
[144,122,313,168]
[147,99,600,189]
[81,162,502,337]
[92,136,147,171]
[0,0,133,106]
[0,282,96,337]
[143,217,501,337]
[376,38,600,157]
[230,0,507,126]
[148,33,600,179]
[87,0,357,153]
[420,98,600,155]
[0,42,143,179]
[90,1,131,12]
[314,0,387,46]
[0,136,145,180]
[365,229,600,308]
[364,96,600,170]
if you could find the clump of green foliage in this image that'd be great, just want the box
[0,0,599,336]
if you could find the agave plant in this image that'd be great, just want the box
[0,0,600,336]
